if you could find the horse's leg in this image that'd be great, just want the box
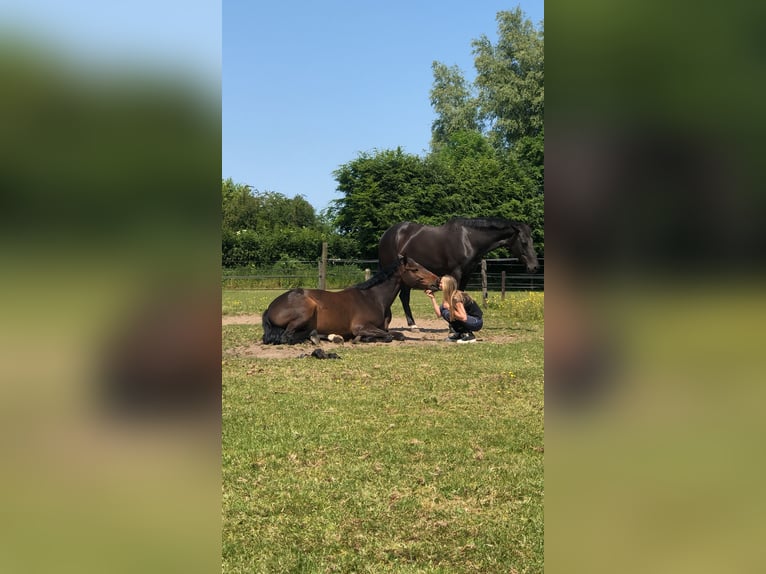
[282,300,318,344]
[282,321,313,344]
[399,286,418,328]
[352,324,406,343]
[305,331,342,344]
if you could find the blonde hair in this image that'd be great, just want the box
[441,275,463,312]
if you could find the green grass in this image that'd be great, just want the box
[222,263,369,290]
[222,288,543,324]
[222,290,544,573]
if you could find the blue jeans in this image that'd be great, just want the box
[440,305,483,333]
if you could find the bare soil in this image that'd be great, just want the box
[223,315,523,359]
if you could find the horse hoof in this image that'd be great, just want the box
[409,324,419,331]
[309,331,321,345]
[328,334,344,344]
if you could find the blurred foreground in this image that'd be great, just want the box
[0,9,221,573]
[546,0,766,572]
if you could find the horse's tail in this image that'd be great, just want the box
[262,309,287,345]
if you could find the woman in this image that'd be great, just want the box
[425,275,483,343]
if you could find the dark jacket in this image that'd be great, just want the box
[461,294,483,319]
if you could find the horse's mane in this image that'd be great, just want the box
[448,217,519,231]
[353,259,399,290]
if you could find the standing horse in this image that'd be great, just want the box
[262,254,440,344]
[378,217,539,327]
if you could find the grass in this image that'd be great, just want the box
[222,263,369,290]
[222,288,544,323]
[222,290,544,573]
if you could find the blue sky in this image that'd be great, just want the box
[1,1,221,84]
[2,1,543,215]
[223,1,544,213]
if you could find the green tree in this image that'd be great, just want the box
[328,131,544,258]
[472,8,544,151]
[425,7,545,250]
[428,130,502,216]
[429,62,480,151]
[428,130,543,250]
[330,148,439,257]
[222,179,317,234]
[222,178,260,232]
[222,178,334,266]
[256,191,317,229]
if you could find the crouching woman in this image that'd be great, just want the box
[425,275,483,343]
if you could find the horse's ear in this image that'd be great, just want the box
[398,253,407,264]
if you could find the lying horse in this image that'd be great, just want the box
[378,217,539,327]
[262,254,440,344]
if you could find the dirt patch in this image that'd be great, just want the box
[223,315,523,359]
[222,314,262,326]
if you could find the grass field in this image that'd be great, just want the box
[222,290,544,573]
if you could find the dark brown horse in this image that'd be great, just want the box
[262,254,440,344]
[378,217,539,327]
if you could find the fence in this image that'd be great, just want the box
[222,254,544,293]
[463,258,544,291]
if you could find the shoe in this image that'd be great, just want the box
[457,332,477,344]
[445,331,462,342]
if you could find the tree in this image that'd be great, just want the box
[222,178,317,234]
[429,130,543,249]
[428,130,501,216]
[222,178,333,266]
[424,7,544,250]
[429,62,480,151]
[255,191,317,229]
[328,131,544,258]
[222,178,260,232]
[472,8,544,152]
[330,148,439,257]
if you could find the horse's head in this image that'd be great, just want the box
[397,254,441,290]
[505,223,539,273]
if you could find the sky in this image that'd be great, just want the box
[223,1,544,213]
[1,1,221,84]
[1,1,543,215]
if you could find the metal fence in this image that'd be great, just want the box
[463,258,545,291]
[223,257,544,291]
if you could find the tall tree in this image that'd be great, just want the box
[256,191,317,229]
[428,130,501,216]
[222,179,331,266]
[222,178,317,233]
[222,178,261,232]
[329,7,544,257]
[330,148,439,257]
[472,8,544,151]
[429,62,480,150]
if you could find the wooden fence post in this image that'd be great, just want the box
[481,259,488,307]
[318,242,327,289]
[501,270,506,300]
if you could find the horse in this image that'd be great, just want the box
[262,254,440,344]
[378,217,539,327]
[101,287,221,416]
